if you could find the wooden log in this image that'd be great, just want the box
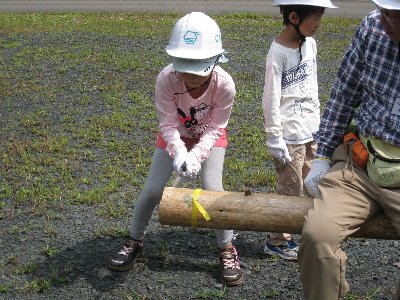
[159,187,399,240]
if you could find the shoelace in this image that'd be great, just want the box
[118,245,133,257]
[221,252,240,269]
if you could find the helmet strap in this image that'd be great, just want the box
[209,54,222,73]
[289,21,306,64]
[298,34,306,63]
[202,54,222,75]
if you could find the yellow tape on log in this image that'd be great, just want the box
[191,189,210,227]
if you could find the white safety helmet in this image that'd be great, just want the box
[371,0,400,10]
[166,12,225,60]
[273,0,337,8]
[166,12,227,76]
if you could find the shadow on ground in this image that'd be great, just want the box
[29,228,271,294]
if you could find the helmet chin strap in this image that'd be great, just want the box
[289,21,306,63]
[202,54,222,75]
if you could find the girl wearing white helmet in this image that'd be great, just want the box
[261,0,336,261]
[108,12,243,287]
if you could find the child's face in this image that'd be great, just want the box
[298,12,324,37]
[179,72,210,88]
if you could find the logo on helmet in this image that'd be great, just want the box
[184,31,200,44]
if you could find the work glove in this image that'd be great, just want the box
[183,151,201,179]
[304,158,331,197]
[266,136,292,164]
[173,147,188,176]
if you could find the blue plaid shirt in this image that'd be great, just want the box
[316,10,400,158]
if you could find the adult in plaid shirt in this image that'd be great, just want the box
[300,0,400,299]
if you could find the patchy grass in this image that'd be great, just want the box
[344,286,383,300]
[0,11,359,221]
[0,13,358,214]
[0,13,368,298]
[193,286,227,299]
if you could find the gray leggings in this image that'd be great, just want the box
[130,147,233,248]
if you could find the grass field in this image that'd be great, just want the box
[0,12,366,298]
[0,12,359,214]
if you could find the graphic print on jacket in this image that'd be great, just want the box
[177,103,210,138]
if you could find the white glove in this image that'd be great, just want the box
[184,151,201,179]
[173,147,188,175]
[304,158,331,197]
[266,136,292,164]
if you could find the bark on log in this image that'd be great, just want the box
[159,187,399,240]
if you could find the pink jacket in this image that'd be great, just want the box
[154,64,235,162]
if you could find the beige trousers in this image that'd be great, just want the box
[270,141,315,244]
[298,144,400,300]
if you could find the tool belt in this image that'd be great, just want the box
[361,135,400,188]
[343,132,369,170]
[344,132,400,188]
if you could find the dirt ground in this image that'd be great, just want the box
[0,2,399,300]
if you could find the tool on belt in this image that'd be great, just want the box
[343,132,369,170]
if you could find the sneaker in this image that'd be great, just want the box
[286,238,299,252]
[219,245,244,286]
[108,238,143,271]
[263,236,298,261]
